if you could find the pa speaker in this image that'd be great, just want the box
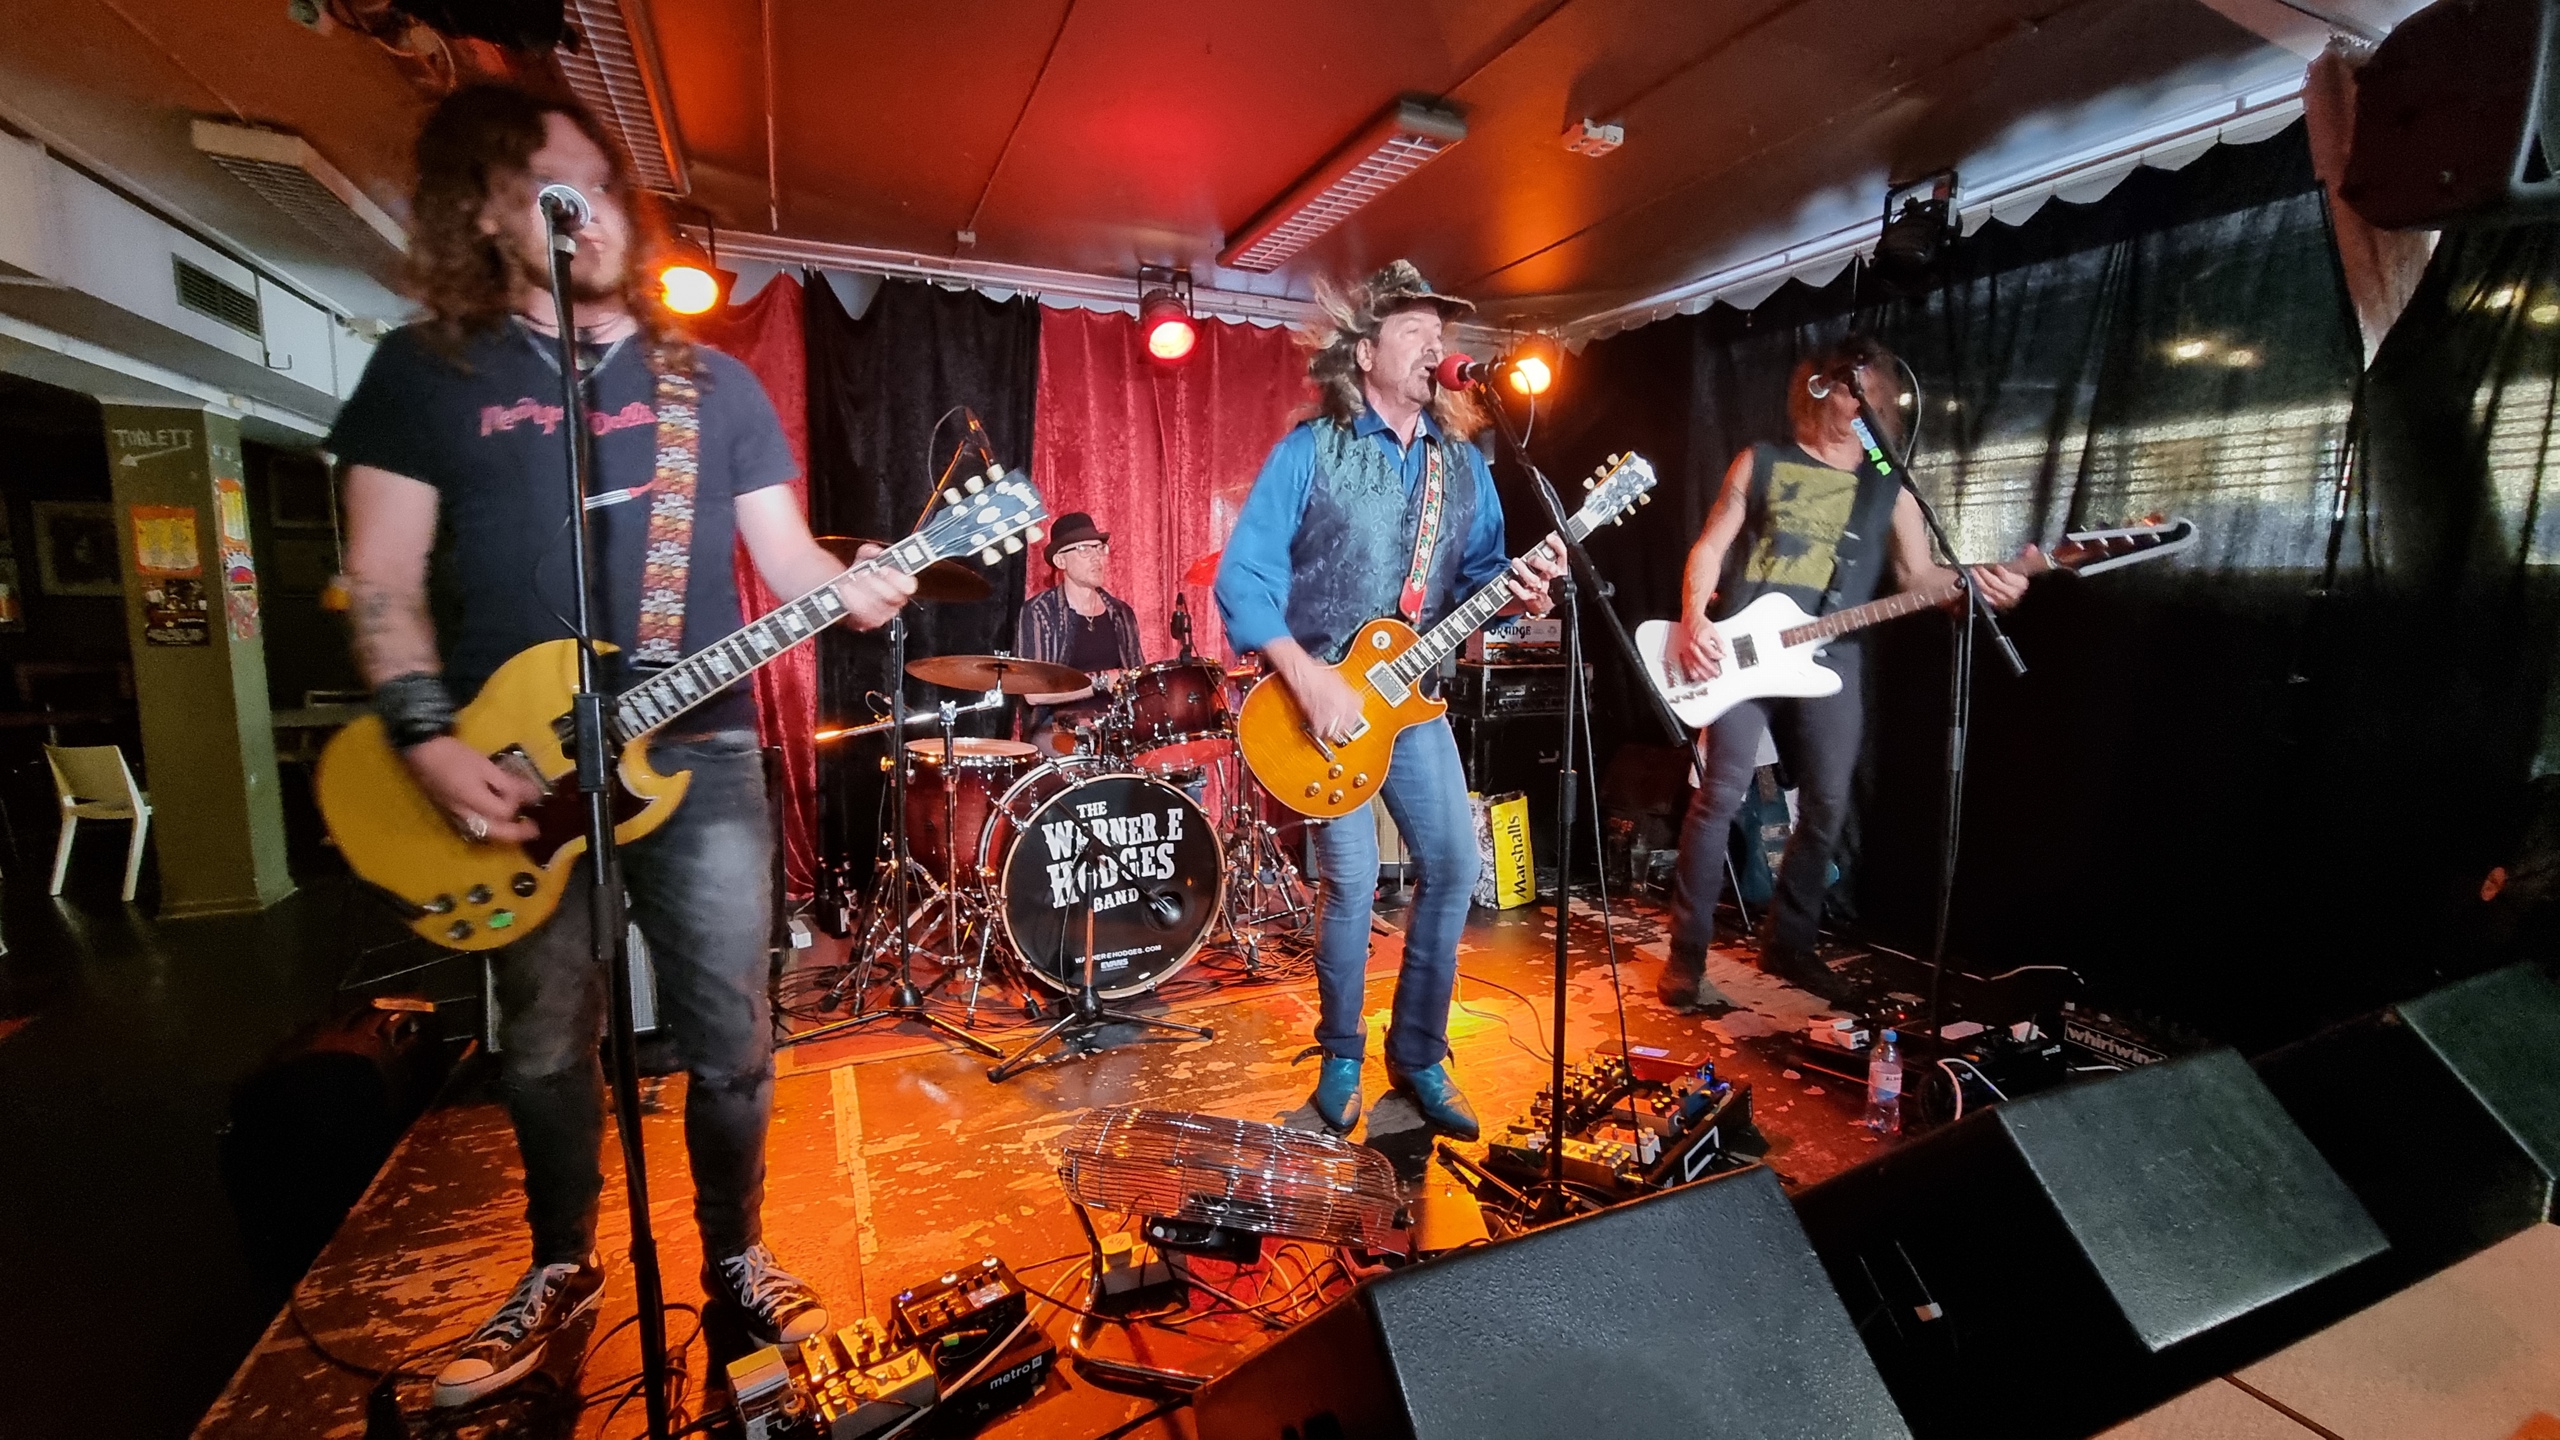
[1193,1165,1908,1440]
[1792,1049,2386,1440]
[2342,0,2560,229]
[2259,961,2560,1276]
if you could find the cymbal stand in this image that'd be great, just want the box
[987,825,1215,1083]
[787,616,1000,1057]
[1212,747,1311,961]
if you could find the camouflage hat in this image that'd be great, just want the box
[1361,259,1474,322]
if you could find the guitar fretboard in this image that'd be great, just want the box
[1386,504,1607,687]
[607,533,942,746]
[1776,553,2054,648]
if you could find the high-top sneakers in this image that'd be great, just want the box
[704,1245,829,1345]
[432,1255,606,1408]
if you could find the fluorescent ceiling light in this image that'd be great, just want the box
[558,0,688,195]
[190,120,408,259]
[1219,97,1465,274]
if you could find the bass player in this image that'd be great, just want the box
[1658,335,2026,1012]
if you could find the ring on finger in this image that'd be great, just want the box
[463,813,489,842]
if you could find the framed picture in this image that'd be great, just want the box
[268,455,337,531]
[33,501,121,597]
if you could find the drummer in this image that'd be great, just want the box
[1016,511,1146,755]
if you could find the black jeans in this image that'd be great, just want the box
[1667,659,1863,973]
[493,731,775,1265]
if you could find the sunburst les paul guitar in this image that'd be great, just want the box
[1634,515,2198,731]
[1237,452,1660,819]
[317,473,1049,951]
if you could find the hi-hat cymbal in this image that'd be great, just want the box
[814,536,992,604]
[906,653,1088,695]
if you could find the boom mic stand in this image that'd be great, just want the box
[537,189,670,1439]
[1477,394,1680,1222]
[1838,371,2024,1046]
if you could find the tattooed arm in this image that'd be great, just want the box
[341,465,541,842]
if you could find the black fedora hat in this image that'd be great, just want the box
[1044,511,1109,562]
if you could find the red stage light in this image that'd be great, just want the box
[1140,288,1197,363]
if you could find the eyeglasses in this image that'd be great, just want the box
[1055,542,1109,558]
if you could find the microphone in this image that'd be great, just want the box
[536,183,593,230]
[1432,351,1506,391]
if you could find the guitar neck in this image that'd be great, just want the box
[1388,516,1598,685]
[608,532,944,744]
[1776,554,2048,648]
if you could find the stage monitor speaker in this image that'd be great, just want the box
[2341,0,2560,229]
[2258,960,2560,1277]
[1192,1165,1909,1440]
[1791,1049,2386,1440]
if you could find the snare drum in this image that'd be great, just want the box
[980,759,1221,997]
[901,736,1037,883]
[1114,657,1234,773]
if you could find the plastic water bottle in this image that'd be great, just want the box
[1864,1029,1903,1137]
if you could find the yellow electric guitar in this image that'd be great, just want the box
[1236,452,1658,819]
[317,471,1049,950]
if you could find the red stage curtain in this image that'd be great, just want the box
[1031,309,1312,664]
[686,274,820,898]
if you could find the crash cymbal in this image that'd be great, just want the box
[813,535,992,604]
[1182,548,1223,588]
[905,653,1089,695]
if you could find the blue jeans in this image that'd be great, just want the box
[493,731,776,1265]
[1309,717,1479,1073]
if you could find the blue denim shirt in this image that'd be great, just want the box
[1216,405,1511,655]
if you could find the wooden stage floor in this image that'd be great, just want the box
[195,894,1912,1440]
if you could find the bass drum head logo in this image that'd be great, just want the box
[997,771,1220,998]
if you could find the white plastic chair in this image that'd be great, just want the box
[46,744,152,902]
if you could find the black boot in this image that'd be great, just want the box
[1656,953,1732,1013]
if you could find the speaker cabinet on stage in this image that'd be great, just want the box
[1791,1049,2387,1440]
[2341,0,2560,229]
[2258,961,2560,1277]
[1193,1165,1908,1440]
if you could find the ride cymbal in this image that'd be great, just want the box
[905,653,1089,695]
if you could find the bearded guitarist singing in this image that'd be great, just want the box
[1658,335,2029,1014]
[330,85,914,1407]
[1214,260,1563,1141]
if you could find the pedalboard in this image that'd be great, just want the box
[1481,1053,1764,1197]
[727,1319,938,1440]
[730,1253,1054,1439]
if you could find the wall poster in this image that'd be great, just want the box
[131,503,209,648]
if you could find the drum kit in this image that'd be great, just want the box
[800,608,1314,1081]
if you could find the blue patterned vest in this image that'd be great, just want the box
[1281,419,1480,663]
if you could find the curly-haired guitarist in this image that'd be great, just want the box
[1216,261,1561,1139]
[329,84,913,1407]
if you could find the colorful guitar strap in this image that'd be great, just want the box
[632,347,702,669]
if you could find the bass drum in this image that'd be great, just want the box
[980,759,1222,997]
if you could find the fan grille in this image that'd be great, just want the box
[1057,1107,1400,1248]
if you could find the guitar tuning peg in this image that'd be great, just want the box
[986,463,1006,480]
[1583,478,1595,490]
[943,488,962,505]
[1002,535,1023,554]
[1639,493,1652,505]
[965,476,985,494]
[1026,525,1043,543]
[980,546,1003,565]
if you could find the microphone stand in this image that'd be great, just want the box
[1838,372,2023,1047]
[1476,392,1674,1222]
[538,194,670,1440]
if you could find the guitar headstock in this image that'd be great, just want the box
[1571,452,1659,537]
[913,469,1051,569]
[2049,514,2198,576]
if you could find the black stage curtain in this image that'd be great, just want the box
[1531,125,2547,1049]
[803,277,1041,893]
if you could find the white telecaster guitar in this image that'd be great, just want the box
[1636,516,2198,730]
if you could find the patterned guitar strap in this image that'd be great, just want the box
[1396,439,1449,624]
[631,346,702,670]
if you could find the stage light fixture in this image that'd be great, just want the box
[1137,266,1197,364]
[1496,335,1559,397]
[658,235,735,316]
[1219,97,1467,273]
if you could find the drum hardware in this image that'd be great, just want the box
[787,618,1003,1059]
[905,653,1088,696]
[986,819,1215,1083]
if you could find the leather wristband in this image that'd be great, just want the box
[373,671,456,751]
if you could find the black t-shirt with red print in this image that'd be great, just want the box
[328,320,796,733]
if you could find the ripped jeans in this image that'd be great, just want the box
[491,730,776,1264]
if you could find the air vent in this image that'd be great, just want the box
[558,0,688,194]
[173,256,262,338]
[192,120,409,260]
